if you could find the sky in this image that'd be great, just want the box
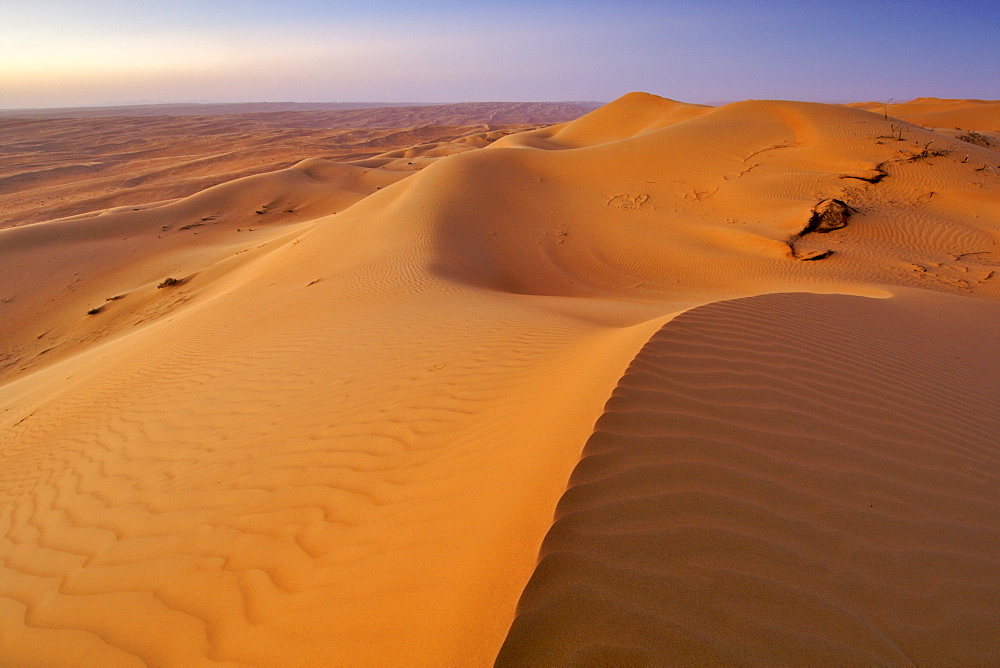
[3,0,998,109]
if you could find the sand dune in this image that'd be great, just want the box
[498,290,1000,665]
[0,101,602,122]
[1,93,998,664]
[849,97,1000,131]
[0,102,596,228]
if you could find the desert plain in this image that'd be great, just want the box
[1,94,999,665]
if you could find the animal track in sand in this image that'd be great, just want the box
[907,254,998,290]
[607,193,650,210]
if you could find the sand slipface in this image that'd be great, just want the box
[497,290,1000,664]
[1,94,999,665]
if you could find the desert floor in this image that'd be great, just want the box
[1,95,998,665]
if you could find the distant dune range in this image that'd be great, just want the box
[0,102,600,228]
[0,102,428,119]
[849,97,1000,133]
[0,101,605,120]
[1,95,998,665]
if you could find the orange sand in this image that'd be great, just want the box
[0,102,597,228]
[499,290,1000,664]
[1,94,998,665]
[849,96,1000,131]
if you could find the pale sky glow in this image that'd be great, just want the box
[3,0,998,108]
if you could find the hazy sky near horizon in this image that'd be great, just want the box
[3,0,998,108]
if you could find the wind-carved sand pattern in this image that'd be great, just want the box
[1,93,999,664]
[0,291,658,665]
[498,291,1000,665]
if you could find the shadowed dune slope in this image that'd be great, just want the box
[1,93,999,665]
[498,289,1000,666]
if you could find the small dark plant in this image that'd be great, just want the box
[877,122,906,141]
[903,141,951,162]
[882,98,894,121]
[87,306,104,315]
[158,277,182,288]
[957,131,991,148]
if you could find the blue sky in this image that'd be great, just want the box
[3,0,998,108]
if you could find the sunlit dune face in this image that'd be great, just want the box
[0,91,999,665]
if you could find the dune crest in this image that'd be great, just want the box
[1,93,999,664]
